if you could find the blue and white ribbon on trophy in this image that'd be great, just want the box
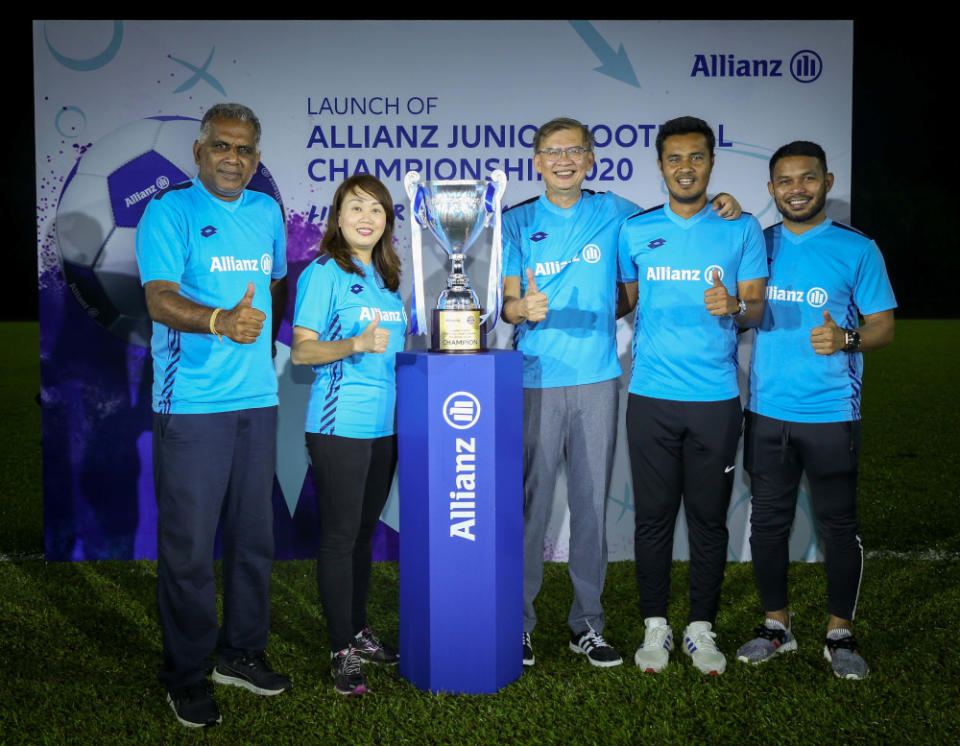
[404,170,430,336]
[482,170,507,333]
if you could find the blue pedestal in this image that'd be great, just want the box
[396,349,524,694]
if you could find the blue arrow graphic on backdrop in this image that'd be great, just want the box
[569,21,640,88]
[170,46,227,95]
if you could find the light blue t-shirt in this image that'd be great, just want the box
[748,219,897,423]
[618,202,767,402]
[503,190,639,388]
[136,178,287,414]
[294,254,407,438]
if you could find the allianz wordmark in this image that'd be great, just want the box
[443,391,482,542]
[691,49,823,83]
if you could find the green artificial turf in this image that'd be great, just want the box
[1,320,958,743]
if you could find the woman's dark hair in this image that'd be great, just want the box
[318,174,400,292]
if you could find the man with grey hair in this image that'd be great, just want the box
[136,102,290,727]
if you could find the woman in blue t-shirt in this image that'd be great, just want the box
[291,174,406,696]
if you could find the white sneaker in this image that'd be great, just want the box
[634,617,673,673]
[682,621,726,675]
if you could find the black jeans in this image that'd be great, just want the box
[306,432,397,652]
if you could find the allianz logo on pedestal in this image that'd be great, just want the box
[443,392,481,542]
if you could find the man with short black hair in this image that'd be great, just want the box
[618,115,767,676]
[136,102,291,727]
[735,140,895,680]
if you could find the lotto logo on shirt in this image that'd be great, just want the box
[766,285,830,307]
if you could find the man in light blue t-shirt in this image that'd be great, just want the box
[136,103,291,728]
[734,141,895,680]
[618,116,768,676]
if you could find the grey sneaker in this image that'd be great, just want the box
[823,634,869,680]
[634,617,673,673]
[569,625,623,668]
[736,622,798,664]
[522,632,535,666]
[682,621,726,675]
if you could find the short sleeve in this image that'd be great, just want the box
[853,241,897,315]
[136,196,188,285]
[738,216,769,282]
[293,260,338,337]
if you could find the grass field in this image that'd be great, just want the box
[1,321,958,744]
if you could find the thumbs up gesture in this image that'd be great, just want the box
[354,313,390,354]
[810,309,845,355]
[703,269,735,316]
[219,282,266,344]
[522,268,549,322]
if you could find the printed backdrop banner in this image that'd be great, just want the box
[34,19,852,561]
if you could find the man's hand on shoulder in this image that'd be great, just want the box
[711,193,742,220]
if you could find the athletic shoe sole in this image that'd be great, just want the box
[211,669,289,696]
[334,682,370,696]
[736,637,798,665]
[568,641,623,668]
[166,693,221,728]
[634,650,669,673]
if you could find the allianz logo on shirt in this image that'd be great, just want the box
[534,245,601,276]
[359,306,404,322]
[209,254,273,275]
[645,264,722,284]
[767,285,829,307]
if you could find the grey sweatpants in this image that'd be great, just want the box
[522,378,619,635]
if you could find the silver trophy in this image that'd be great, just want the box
[405,170,507,353]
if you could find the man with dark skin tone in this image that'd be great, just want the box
[136,102,290,728]
[735,141,895,680]
[618,116,767,676]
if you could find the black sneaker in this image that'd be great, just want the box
[522,632,535,666]
[211,651,292,696]
[331,647,369,696]
[569,625,623,668]
[167,682,221,728]
[353,627,399,665]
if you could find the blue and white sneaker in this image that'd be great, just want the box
[823,632,869,680]
[682,621,726,675]
[634,617,673,673]
[736,621,798,664]
[569,625,623,667]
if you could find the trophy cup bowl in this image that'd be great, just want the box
[412,179,492,352]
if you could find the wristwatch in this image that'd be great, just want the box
[843,328,861,352]
[732,298,747,317]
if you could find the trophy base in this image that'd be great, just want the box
[431,309,486,353]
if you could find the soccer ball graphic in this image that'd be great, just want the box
[55,115,284,347]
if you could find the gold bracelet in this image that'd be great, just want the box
[209,308,224,342]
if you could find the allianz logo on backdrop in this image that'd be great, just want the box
[691,50,823,83]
